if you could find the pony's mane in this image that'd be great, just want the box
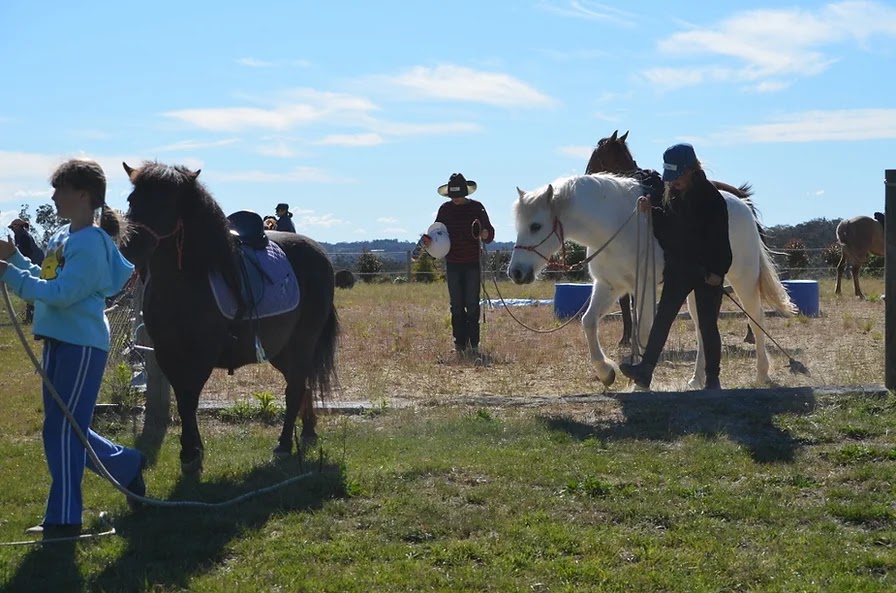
[514,173,640,220]
[130,161,238,276]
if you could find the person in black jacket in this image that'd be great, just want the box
[619,143,732,390]
[8,219,45,323]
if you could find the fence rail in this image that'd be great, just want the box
[331,248,880,282]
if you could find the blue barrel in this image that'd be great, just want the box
[781,280,820,317]
[553,283,593,319]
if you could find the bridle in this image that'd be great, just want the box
[513,205,640,274]
[512,217,568,269]
[128,218,185,270]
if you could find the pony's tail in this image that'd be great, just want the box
[308,305,340,402]
[99,205,128,246]
[758,242,798,316]
[836,220,848,245]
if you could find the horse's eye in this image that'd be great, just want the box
[530,223,542,233]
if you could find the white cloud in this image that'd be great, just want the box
[237,57,273,68]
[300,213,345,228]
[164,89,379,132]
[382,227,407,235]
[369,121,482,136]
[211,166,348,183]
[721,108,896,143]
[147,139,240,153]
[537,1,637,27]
[316,133,385,147]
[647,1,896,90]
[381,65,554,107]
[255,141,297,158]
[557,145,595,160]
[377,217,399,224]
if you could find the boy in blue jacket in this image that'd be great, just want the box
[0,158,146,537]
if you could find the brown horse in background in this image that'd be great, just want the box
[835,213,885,299]
[585,130,760,344]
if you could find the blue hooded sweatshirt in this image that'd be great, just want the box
[1,224,134,351]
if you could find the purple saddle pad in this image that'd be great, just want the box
[209,241,300,320]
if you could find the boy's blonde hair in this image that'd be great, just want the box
[50,158,107,209]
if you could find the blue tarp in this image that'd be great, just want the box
[481,298,553,308]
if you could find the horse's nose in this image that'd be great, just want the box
[508,266,532,284]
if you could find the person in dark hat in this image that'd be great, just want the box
[422,173,495,356]
[274,203,296,233]
[7,219,45,323]
[618,143,732,390]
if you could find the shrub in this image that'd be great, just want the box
[356,250,383,283]
[411,252,439,283]
[821,242,842,268]
[784,238,809,275]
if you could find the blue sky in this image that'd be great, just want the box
[2,0,895,244]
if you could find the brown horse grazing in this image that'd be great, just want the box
[835,213,885,299]
[120,161,339,473]
[586,130,761,344]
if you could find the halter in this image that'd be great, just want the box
[512,217,568,269]
[130,218,185,270]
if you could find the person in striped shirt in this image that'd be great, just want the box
[423,173,495,355]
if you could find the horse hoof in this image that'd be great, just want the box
[687,378,704,390]
[181,457,203,475]
[599,368,616,387]
[272,443,292,458]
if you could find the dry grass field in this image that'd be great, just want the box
[203,276,886,407]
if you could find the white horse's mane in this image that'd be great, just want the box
[514,173,641,220]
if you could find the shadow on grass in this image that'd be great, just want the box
[1,455,345,593]
[658,345,806,364]
[543,387,816,464]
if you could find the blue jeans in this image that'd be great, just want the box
[445,262,481,351]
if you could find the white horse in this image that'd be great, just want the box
[508,173,796,389]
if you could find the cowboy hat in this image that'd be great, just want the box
[437,173,477,198]
[424,222,451,259]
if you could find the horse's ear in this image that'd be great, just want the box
[122,162,135,178]
[517,186,526,200]
[545,185,554,201]
[189,169,202,181]
[619,130,629,143]
[610,130,618,142]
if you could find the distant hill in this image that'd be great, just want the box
[323,217,851,277]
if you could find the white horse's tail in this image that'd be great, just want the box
[758,242,798,316]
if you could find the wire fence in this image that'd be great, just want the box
[331,248,883,283]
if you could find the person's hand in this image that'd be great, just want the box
[421,234,432,246]
[479,229,490,241]
[0,236,17,259]
[637,196,651,213]
[705,273,723,287]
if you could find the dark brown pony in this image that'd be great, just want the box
[586,130,760,344]
[120,161,339,473]
[835,213,885,299]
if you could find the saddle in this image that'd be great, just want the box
[227,210,269,250]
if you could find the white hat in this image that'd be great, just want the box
[425,222,451,259]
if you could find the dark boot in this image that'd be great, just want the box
[704,376,722,390]
[619,361,654,389]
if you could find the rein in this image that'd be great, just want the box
[130,219,185,270]
[494,205,640,334]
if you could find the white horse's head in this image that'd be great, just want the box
[508,184,563,284]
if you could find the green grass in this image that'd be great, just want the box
[2,385,896,591]
[1,284,895,592]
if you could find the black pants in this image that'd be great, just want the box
[641,261,724,379]
[446,261,481,351]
